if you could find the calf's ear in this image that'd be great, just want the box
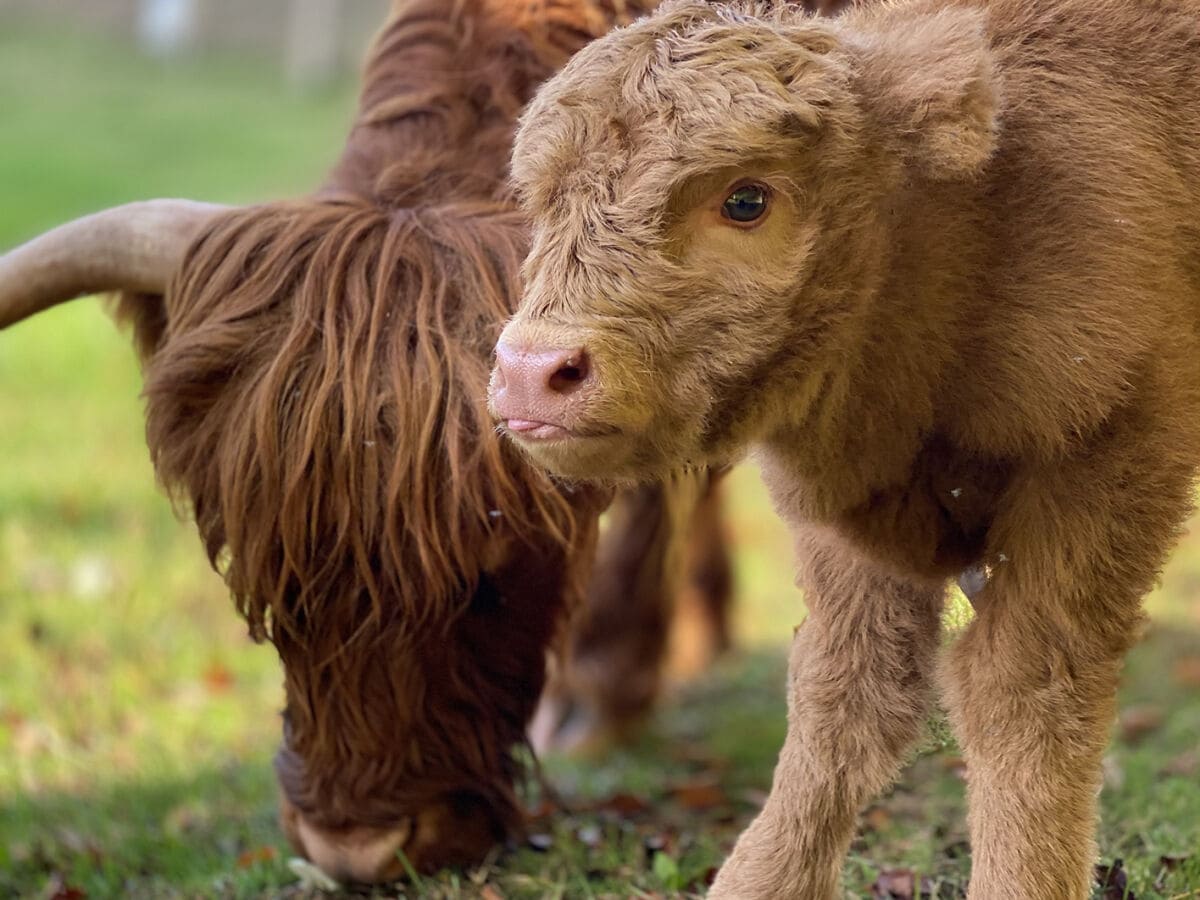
[845,7,999,179]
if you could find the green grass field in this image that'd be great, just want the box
[0,20,1197,900]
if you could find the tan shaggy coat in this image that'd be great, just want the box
[490,0,1200,897]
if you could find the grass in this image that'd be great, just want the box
[0,19,1197,900]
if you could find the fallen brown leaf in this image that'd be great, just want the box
[1118,705,1165,744]
[863,806,892,832]
[1171,656,1200,688]
[0,709,26,730]
[941,754,968,779]
[870,867,934,899]
[666,744,730,770]
[480,885,505,900]
[236,846,278,869]
[595,792,649,817]
[1152,854,1200,897]
[1095,858,1138,900]
[524,798,557,821]
[670,780,727,811]
[163,800,212,835]
[1154,854,1195,892]
[202,662,235,694]
[1161,751,1198,778]
[1160,853,1192,871]
[42,874,86,900]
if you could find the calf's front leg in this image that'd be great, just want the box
[943,428,1193,899]
[710,525,944,900]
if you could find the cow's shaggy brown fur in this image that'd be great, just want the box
[2,0,725,882]
[492,0,1200,896]
[118,0,690,880]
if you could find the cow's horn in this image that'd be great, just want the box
[0,199,229,329]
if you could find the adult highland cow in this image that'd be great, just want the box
[0,0,743,884]
[490,0,1200,897]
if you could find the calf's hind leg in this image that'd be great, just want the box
[710,526,944,900]
[943,419,1195,899]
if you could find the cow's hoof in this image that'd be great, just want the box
[528,690,641,757]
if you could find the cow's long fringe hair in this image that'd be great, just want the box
[113,0,653,829]
[150,199,570,645]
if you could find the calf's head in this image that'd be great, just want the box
[490,0,1000,480]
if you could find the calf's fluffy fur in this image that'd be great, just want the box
[492,0,1200,896]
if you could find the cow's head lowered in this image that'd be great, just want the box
[489,0,997,481]
[0,0,661,884]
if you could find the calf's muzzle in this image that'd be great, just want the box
[490,337,593,437]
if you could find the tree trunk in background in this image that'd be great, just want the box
[286,0,343,88]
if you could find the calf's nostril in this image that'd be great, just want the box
[548,351,590,395]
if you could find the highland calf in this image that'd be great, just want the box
[490,0,1200,897]
[0,0,743,884]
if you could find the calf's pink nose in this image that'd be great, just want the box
[491,340,592,427]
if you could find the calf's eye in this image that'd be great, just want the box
[721,184,769,224]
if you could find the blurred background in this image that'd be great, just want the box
[0,4,1196,897]
[1,0,389,86]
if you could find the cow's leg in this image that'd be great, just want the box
[667,470,734,679]
[710,526,944,900]
[531,474,705,752]
[943,424,1193,899]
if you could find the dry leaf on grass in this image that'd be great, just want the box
[1171,656,1200,688]
[523,798,558,821]
[1154,853,1194,892]
[202,661,235,694]
[1161,751,1198,778]
[1095,858,1138,900]
[941,755,968,779]
[1159,853,1192,871]
[236,846,278,869]
[870,867,934,899]
[863,806,893,832]
[1118,705,1165,743]
[670,780,727,811]
[594,791,650,817]
[42,875,87,900]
